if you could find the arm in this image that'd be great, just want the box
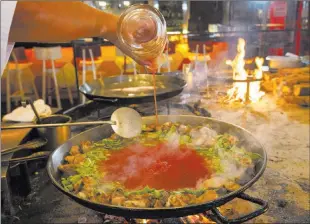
[9,1,156,65]
[9,1,118,43]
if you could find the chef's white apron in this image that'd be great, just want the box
[1,1,17,76]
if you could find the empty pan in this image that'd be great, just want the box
[79,74,186,104]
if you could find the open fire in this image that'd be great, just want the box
[138,213,215,224]
[226,38,265,103]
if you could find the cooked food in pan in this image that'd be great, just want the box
[58,122,261,208]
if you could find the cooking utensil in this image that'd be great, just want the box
[47,115,268,221]
[36,115,72,152]
[266,56,303,69]
[1,151,50,166]
[79,74,186,104]
[1,138,47,155]
[1,121,116,129]
[1,108,142,139]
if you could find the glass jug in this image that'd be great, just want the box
[117,4,167,71]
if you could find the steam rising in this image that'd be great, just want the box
[103,124,257,190]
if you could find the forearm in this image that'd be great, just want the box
[9,1,118,43]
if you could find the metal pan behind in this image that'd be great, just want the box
[47,115,268,220]
[79,74,186,104]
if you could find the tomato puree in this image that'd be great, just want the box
[98,143,211,190]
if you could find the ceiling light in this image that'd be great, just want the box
[182,2,187,11]
[123,1,130,7]
[98,1,107,7]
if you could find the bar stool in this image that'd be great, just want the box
[75,44,103,103]
[193,44,211,68]
[115,47,137,75]
[188,42,211,66]
[6,47,39,113]
[76,44,103,81]
[157,42,176,73]
[34,46,73,109]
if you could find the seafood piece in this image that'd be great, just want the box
[143,124,157,132]
[81,141,93,153]
[200,176,228,189]
[69,145,80,155]
[224,181,241,191]
[178,124,191,134]
[196,190,218,204]
[73,180,83,193]
[82,176,96,193]
[111,196,126,206]
[97,192,110,204]
[154,200,164,208]
[111,188,126,206]
[166,194,196,207]
[58,164,77,175]
[65,154,86,164]
[162,122,173,131]
[123,200,147,208]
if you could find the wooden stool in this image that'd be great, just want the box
[6,47,39,113]
[34,46,74,109]
[157,42,176,73]
[116,47,137,75]
[75,44,103,104]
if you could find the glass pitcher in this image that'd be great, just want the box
[117,4,167,71]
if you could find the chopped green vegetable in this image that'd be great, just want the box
[247,152,262,160]
[176,188,205,197]
[68,175,81,184]
[153,190,162,199]
[180,135,191,145]
[125,186,156,197]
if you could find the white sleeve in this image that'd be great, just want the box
[1,1,17,76]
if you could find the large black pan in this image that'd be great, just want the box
[47,115,268,222]
[79,74,186,104]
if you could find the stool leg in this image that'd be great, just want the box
[51,60,62,109]
[42,60,47,102]
[82,49,86,104]
[47,73,52,105]
[89,49,97,80]
[17,69,25,99]
[62,69,74,105]
[27,67,39,100]
[32,78,39,100]
[6,70,11,113]
[133,61,137,75]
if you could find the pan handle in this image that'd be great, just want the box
[91,97,118,103]
[210,193,268,224]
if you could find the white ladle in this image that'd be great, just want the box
[1,107,142,138]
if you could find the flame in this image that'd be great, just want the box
[186,214,215,223]
[226,38,265,103]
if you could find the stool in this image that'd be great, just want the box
[193,44,211,68]
[157,42,176,73]
[75,44,103,103]
[6,47,39,113]
[34,46,74,109]
[116,47,137,75]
